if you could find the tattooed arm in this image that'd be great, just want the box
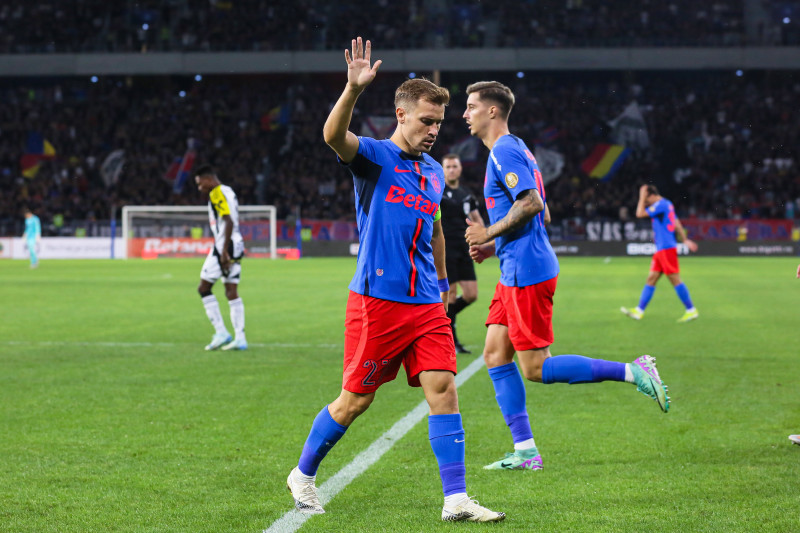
[465,189,544,246]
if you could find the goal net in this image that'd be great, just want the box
[121,205,277,259]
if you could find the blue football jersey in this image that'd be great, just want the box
[342,137,445,304]
[483,135,559,287]
[646,198,678,251]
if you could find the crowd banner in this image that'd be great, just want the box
[609,101,650,150]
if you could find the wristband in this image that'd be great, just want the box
[438,278,450,292]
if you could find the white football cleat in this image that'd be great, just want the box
[287,467,325,514]
[205,332,232,351]
[221,338,248,351]
[442,497,505,522]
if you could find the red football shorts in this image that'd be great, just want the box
[342,291,457,393]
[651,247,679,274]
[485,276,558,351]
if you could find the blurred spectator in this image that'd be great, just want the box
[1,70,798,236]
[1,0,782,54]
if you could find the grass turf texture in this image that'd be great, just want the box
[1,256,799,532]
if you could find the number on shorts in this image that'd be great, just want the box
[361,359,388,388]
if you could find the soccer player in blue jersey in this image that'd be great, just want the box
[285,38,504,522]
[463,81,670,472]
[22,208,42,268]
[621,184,699,323]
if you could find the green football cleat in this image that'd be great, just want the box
[483,449,542,470]
[631,355,669,413]
[621,306,644,320]
[677,309,699,323]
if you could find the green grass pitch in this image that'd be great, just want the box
[1,256,799,532]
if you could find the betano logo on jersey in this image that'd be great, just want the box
[385,185,439,215]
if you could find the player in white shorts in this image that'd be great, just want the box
[195,165,247,351]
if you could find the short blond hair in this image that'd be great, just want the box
[395,78,450,111]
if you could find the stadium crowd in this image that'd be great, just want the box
[1,68,798,237]
[2,0,798,53]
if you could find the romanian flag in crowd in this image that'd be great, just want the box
[580,143,630,181]
[164,149,196,193]
[20,132,56,178]
[261,105,290,131]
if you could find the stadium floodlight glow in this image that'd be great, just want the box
[179,91,186,98]
[195,74,203,82]
[90,76,98,83]
[736,70,743,77]
[408,72,416,79]
[142,23,149,30]
[783,17,790,24]
[516,71,525,79]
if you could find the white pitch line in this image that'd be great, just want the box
[1,340,341,349]
[263,354,487,533]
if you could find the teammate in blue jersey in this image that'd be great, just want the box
[22,208,42,268]
[285,38,504,523]
[621,184,699,323]
[463,81,670,472]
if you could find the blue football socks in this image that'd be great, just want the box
[297,405,348,476]
[674,282,694,309]
[488,363,534,444]
[429,414,467,497]
[638,284,656,311]
[541,355,626,384]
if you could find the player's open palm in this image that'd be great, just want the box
[345,37,382,91]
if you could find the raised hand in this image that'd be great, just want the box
[345,37,382,92]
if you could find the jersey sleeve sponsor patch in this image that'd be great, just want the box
[505,172,519,188]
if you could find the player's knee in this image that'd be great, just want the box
[330,393,374,425]
[463,293,478,304]
[483,349,509,369]
[520,364,544,382]
[519,351,549,382]
[344,400,371,419]
[198,286,212,297]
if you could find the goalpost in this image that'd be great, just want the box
[120,205,277,259]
